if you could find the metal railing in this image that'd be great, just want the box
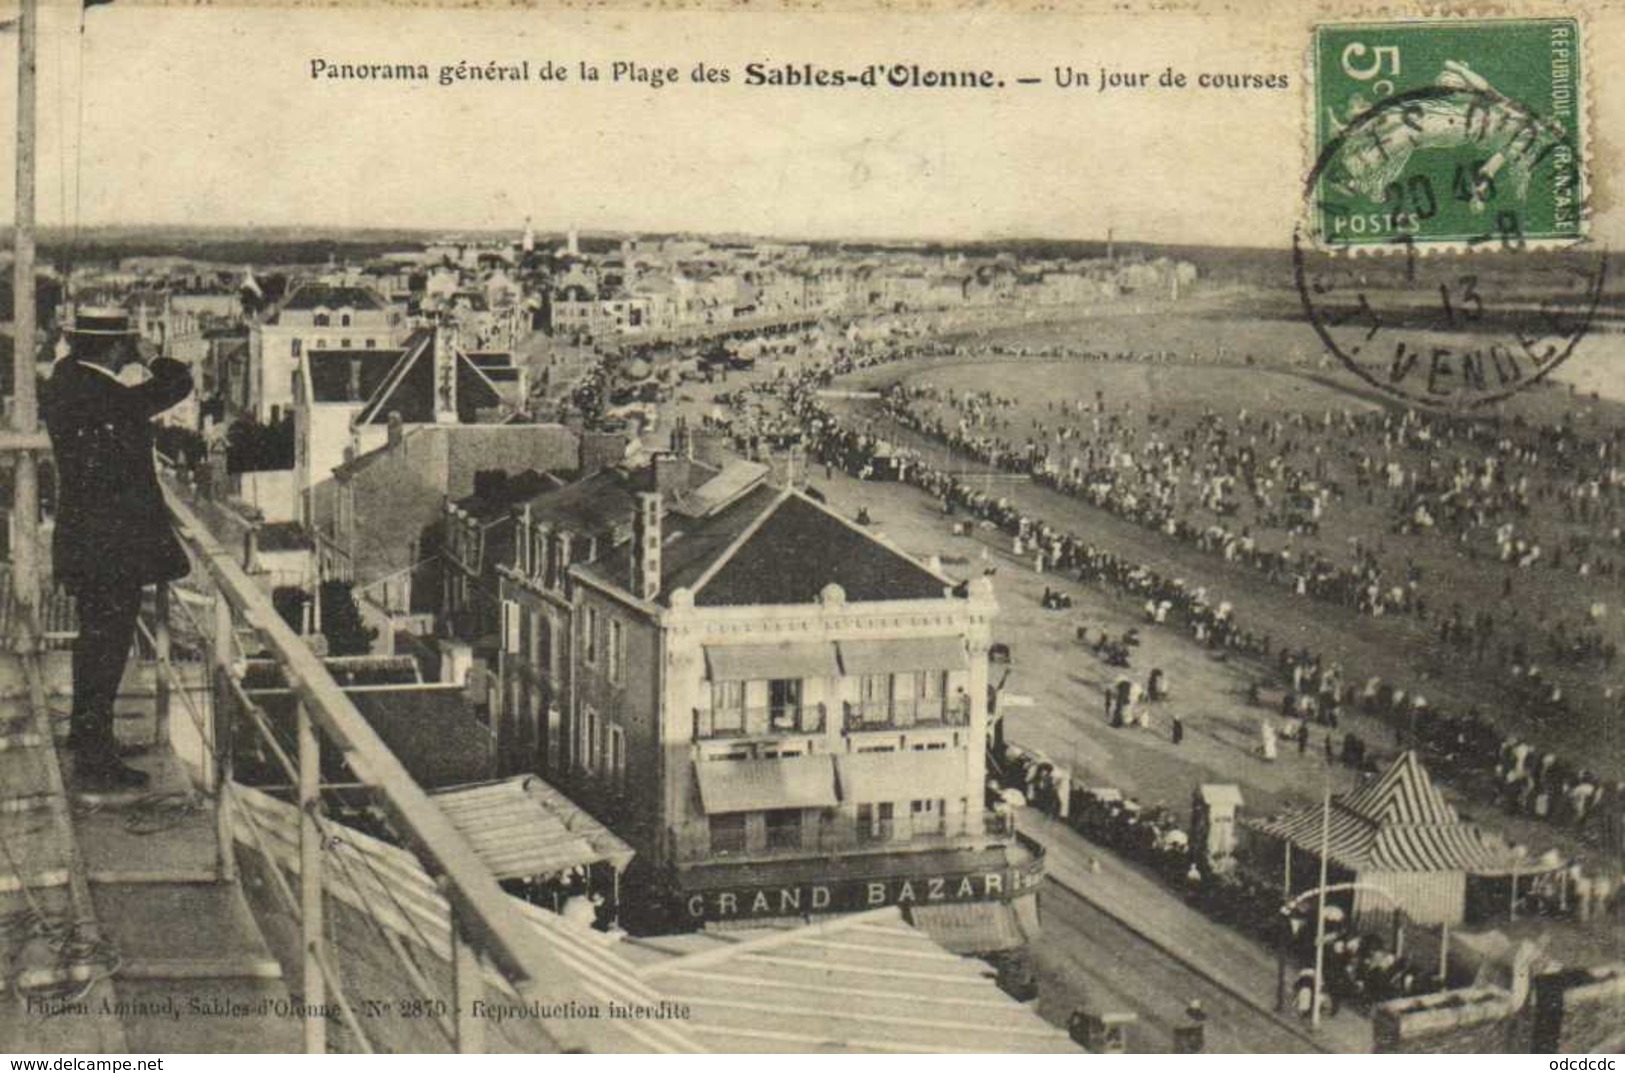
[843,698,971,731]
[692,702,826,741]
[670,809,1015,865]
[0,443,660,1051]
[161,482,616,1053]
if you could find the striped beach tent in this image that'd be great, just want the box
[1241,752,1548,926]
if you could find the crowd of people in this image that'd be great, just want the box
[881,383,1625,679]
[684,338,1625,860]
[990,744,1447,1017]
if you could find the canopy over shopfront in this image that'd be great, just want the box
[704,641,839,682]
[837,636,968,676]
[695,754,840,814]
[1241,752,1559,927]
[431,775,635,881]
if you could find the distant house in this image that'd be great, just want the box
[292,326,531,528]
[251,280,401,420]
[494,453,721,779]
[308,422,615,654]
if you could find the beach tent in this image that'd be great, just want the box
[1240,752,1558,927]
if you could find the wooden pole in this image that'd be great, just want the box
[1277,840,1293,1013]
[214,592,238,881]
[1311,782,1332,1030]
[10,0,41,629]
[153,583,172,746]
[297,700,328,1054]
[450,907,486,1054]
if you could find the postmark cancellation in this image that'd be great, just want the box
[1308,17,1586,252]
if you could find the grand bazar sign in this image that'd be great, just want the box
[681,859,1045,921]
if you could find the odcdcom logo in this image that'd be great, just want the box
[1550,1060,1617,1070]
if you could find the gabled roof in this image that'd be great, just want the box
[353,328,505,425]
[582,488,953,608]
[690,491,951,607]
[307,347,406,404]
[519,460,719,546]
[279,281,388,313]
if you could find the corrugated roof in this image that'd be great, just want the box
[621,909,1076,1053]
[430,776,634,879]
[229,784,702,1054]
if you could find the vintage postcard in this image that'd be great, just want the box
[0,0,1620,1058]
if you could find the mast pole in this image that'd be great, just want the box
[12,0,41,628]
[1310,777,1332,1029]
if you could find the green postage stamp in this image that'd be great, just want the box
[1309,18,1585,250]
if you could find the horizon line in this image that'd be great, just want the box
[0,222,1286,254]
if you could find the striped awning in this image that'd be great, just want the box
[1244,752,1532,876]
[1247,802,1380,872]
[1370,824,1528,875]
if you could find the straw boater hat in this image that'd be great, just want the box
[64,306,140,339]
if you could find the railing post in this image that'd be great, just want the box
[296,699,328,1054]
[9,0,40,640]
[153,582,172,747]
[450,907,486,1054]
[213,592,237,882]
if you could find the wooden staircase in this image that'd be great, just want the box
[0,650,301,1053]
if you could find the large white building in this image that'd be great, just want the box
[496,455,1042,947]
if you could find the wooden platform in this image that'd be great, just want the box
[0,651,301,1053]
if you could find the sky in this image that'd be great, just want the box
[0,2,1619,246]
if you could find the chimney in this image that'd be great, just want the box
[651,451,690,496]
[554,530,574,588]
[387,410,404,449]
[535,520,553,583]
[630,492,661,601]
[672,414,694,460]
[432,326,458,424]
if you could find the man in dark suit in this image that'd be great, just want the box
[43,308,194,789]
